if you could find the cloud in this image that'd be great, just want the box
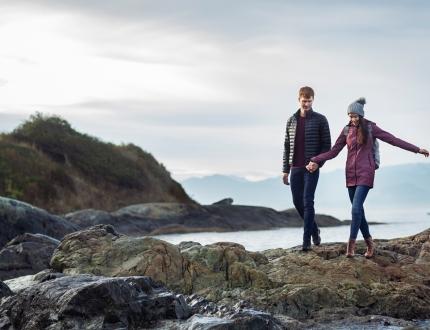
[0,1,429,178]
[39,99,274,128]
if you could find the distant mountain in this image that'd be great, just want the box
[181,164,430,210]
[0,113,193,213]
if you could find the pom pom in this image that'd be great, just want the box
[356,97,366,105]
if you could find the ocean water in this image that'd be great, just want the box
[153,207,429,252]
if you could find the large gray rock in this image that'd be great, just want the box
[0,197,78,249]
[0,233,60,281]
[0,274,189,329]
[50,225,193,293]
[50,225,272,295]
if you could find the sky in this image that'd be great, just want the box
[0,1,429,181]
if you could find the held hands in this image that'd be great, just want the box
[419,148,429,157]
[306,161,319,173]
[283,162,319,184]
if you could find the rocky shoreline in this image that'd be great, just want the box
[0,196,364,241]
[1,223,429,329]
[3,196,425,329]
[0,196,363,282]
[64,198,376,237]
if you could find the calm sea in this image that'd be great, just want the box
[153,207,430,252]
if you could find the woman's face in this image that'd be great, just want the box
[349,113,360,126]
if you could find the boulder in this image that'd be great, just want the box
[0,274,189,329]
[51,225,272,295]
[50,224,193,292]
[0,197,77,249]
[0,233,60,280]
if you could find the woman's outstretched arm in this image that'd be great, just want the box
[372,124,429,157]
[372,124,420,153]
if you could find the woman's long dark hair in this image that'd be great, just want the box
[357,116,369,145]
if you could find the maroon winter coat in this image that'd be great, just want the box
[311,121,420,188]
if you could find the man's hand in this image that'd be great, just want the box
[282,173,289,185]
[306,161,319,173]
[419,148,429,157]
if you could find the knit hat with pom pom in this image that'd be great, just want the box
[347,97,366,117]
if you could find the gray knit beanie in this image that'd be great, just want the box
[347,97,366,117]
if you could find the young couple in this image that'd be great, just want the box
[282,86,429,258]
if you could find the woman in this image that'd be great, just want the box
[307,98,429,258]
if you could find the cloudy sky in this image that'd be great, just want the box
[1,0,429,180]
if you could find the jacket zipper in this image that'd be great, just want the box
[354,128,358,185]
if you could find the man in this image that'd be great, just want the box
[282,86,331,251]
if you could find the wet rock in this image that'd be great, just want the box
[0,274,187,329]
[177,311,285,330]
[3,275,36,294]
[168,294,286,329]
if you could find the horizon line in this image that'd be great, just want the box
[175,161,430,182]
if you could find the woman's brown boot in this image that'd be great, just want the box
[346,239,356,258]
[364,237,375,258]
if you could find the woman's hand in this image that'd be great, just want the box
[419,148,429,157]
[306,162,319,173]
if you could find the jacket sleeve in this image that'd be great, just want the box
[282,120,290,173]
[311,128,346,165]
[372,124,420,153]
[318,116,332,168]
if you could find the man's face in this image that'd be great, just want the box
[299,96,313,111]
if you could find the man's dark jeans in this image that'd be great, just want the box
[290,167,320,244]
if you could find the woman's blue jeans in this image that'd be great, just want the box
[347,185,371,240]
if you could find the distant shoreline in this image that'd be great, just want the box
[148,220,387,237]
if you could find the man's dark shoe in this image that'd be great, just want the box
[302,242,312,251]
[312,229,321,246]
